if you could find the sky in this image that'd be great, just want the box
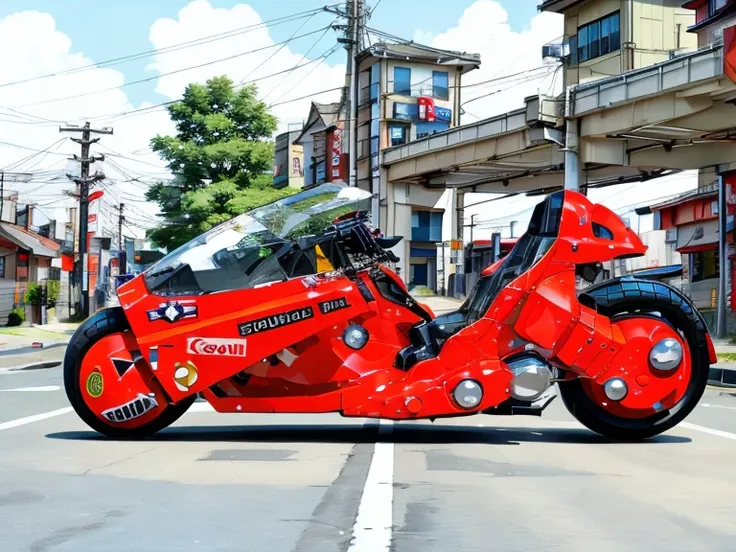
[0,0,696,239]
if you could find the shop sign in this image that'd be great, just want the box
[435,106,451,122]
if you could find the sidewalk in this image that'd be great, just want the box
[416,295,463,315]
[0,323,78,355]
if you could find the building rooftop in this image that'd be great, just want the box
[540,0,685,12]
[357,41,480,73]
[292,101,345,145]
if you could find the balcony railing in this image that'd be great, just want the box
[570,39,724,117]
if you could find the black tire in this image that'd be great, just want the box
[63,307,196,440]
[559,283,710,441]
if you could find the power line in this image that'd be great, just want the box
[87,52,344,124]
[239,12,319,84]
[1,137,69,173]
[268,84,343,108]
[13,25,336,109]
[0,6,339,90]
[260,21,337,101]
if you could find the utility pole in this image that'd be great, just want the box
[60,122,113,318]
[116,202,127,274]
[465,213,478,244]
[331,0,362,187]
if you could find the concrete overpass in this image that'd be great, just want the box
[569,39,736,175]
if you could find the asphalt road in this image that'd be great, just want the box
[3,360,736,552]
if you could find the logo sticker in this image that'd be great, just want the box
[101,393,158,423]
[186,338,247,357]
[174,361,198,392]
[238,306,314,336]
[146,300,198,323]
[85,370,103,398]
[318,297,350,314]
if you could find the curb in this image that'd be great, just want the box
[0,360,63,373]
[0,341,69,357]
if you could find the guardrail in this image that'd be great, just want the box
[571,39,724,117]
[383,107,528,164]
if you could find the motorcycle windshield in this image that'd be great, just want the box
[458,191,564,323]
[144,183,373,295]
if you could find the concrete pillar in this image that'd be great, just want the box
[456,190,465,244]
[564,118,583,192]
[717,173,728,338]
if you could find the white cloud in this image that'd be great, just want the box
[0,1,347,238]
[146,0,346,133]
[415,0,564,121]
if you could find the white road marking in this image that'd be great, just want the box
[680,421,736,441]
[0,407,73,432]
[0,385,61,392]
[700,403,736,411]
[348,419,394,552]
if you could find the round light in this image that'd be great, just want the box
[452,379,483,409]
[603,378,628,401]
[343,324,368,350]
[649,338,683,371]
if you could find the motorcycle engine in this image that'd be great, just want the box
[505,356,554,401]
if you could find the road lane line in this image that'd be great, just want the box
[348,419,394,552]
[0,407,73,432]
[680,421,736,441]
[0,385,61,392]
[701,403,736,411]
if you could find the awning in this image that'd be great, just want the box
[0,223,58,258]
[676,220,718,251]
[676,217,735,253]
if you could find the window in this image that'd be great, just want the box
[370,63,380,101]
[432,71,449,100]
[691,249,719,283]
[394,67,411,95]
[710,0,727,16]
[575,11,620,64]
[411,210,443,242]
[0,256,5,279]
[389,124,409,147]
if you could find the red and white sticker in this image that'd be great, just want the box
[186,337,247,357]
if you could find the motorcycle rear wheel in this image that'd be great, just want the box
[64,307,195,440]
[558,300,709,441]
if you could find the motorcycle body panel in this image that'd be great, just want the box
[65,183,715,439]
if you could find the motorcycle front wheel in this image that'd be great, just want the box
[558,299,710,441]
[63,307,195,440]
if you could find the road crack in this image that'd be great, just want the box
[79,447,156,476]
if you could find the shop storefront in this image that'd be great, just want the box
[649,177,736,315]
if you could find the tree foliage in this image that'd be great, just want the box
[146,75,296,250]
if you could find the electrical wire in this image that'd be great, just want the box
[1,137,69,173]
[239,12,319,84]
[267,84,343,108]
[0,6,340,90]
[13,24,336,109]
[260,21,337,101]
[90,50,343,123]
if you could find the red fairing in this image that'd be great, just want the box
[65,186,714,440]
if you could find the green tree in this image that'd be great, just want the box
[146,75,296,250]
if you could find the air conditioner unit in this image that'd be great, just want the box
[542,41,570,60]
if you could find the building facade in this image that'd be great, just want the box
[273,129,305,189]
[355,42,480,290]
[293,102,347,188]
[541,0,697,86]
[682,0,736,45]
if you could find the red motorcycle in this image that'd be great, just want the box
[63,184,716,440]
